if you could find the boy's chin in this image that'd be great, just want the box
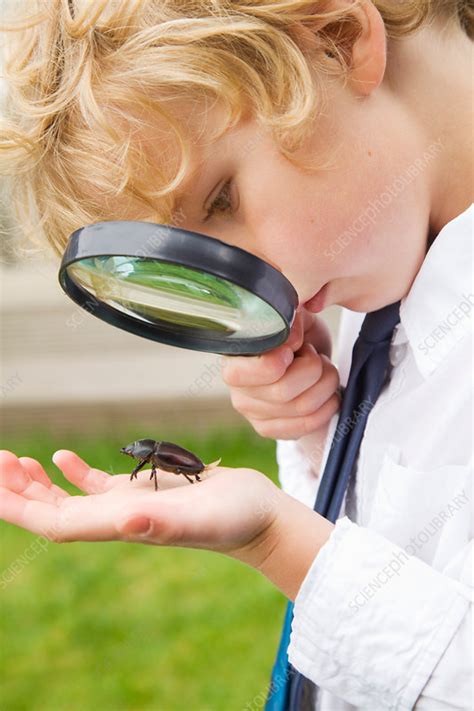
[339,293,399,313]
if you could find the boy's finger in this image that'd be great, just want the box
[0,451,65,504]
[233,343,323,403]
[0,488,116,543]
[221,345,294,387]
[301,307,316,333]
[249,393,341,440]
[18,457,70,499]
[285,311,305,351]
[52,450,113,495]
[0,450,31,491]
[0,487,61,539]
[17,457,52,487]
[306,313,333,358]
[18,457,69,499]
[239,354,340,420]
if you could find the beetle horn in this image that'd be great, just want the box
[204,457,221,471]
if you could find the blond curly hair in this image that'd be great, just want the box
[0,0,472,259]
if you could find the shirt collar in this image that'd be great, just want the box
[393,203,473,379]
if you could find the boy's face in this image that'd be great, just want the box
[136,78,433,314]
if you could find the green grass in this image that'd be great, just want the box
[0,425,287,711]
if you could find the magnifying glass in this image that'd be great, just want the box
[58,220,298,355]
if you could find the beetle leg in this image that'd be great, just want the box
[195,474,202,482]
[181,472,195,484]
[130,459,148,481]
[149,467,159,491]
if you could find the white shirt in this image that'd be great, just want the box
[276,203,473,710]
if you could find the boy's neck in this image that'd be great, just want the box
[384,19,473,239]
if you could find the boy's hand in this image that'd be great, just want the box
[0,449,281,557]
[221,308,341,440]
[0,449,335,600]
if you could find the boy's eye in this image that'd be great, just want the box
[204,179,235,222]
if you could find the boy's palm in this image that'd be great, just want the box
[0,449,279,559]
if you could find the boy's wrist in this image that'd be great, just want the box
[233,489,334,601]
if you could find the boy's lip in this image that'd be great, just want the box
[299,283,328,313]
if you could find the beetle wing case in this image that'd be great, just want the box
[156,441,205,473]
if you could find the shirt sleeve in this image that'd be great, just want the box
[275,413,338,507]
[287,517,473,710]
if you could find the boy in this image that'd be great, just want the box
[0,1,472,708]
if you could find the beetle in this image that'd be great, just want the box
[119,439,221,491]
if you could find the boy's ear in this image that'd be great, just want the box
[289,0,387,97]
[344,0,387,96]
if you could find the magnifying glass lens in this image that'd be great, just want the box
[67,256,285,338]
[59,221,298,354]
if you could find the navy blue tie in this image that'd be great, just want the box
[264,300,401,711]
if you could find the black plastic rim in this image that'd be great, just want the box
[58,221,298,355]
